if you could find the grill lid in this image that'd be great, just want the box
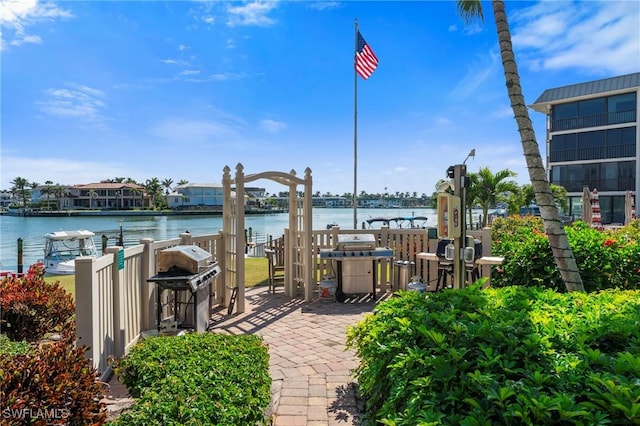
[158,245,213,274]
[336,234,376,251]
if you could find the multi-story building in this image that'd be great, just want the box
[167,183,224,209]
[32,182,148,210]
[531,72,639,224]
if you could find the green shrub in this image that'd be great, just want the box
[0,334,32,356]
[347,286,640,425]
[0,268,75,341]
[491,217,640,291]
[111,332,271,425]
[0,334,107,425]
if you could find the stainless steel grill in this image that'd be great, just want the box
[319,234,393,300]
[336,234,377,251]
[148,245,221,332]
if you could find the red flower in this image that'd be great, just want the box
[603,239,615,247]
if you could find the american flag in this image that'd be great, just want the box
[355,30,378,80]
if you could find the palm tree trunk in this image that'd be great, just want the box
[492,0,584,292]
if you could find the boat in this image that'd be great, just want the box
[366,216,429,229]
[43,230,99,275]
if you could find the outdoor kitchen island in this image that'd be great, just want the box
[319,234,394,301]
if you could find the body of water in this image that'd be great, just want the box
[0,208,442,271]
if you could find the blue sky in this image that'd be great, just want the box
[1,0,639,197]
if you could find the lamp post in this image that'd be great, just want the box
[118,220,124,247]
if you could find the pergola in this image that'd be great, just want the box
[222,164,313,313]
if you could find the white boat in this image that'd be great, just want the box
[43,230,99,275]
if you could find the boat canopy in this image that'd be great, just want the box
[366,216,428,228]
[44,230,96,240]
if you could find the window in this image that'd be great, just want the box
[601,163,618,191]
[550,133,577,162]
[552,103,578,130]
[577,130,605,160]
[578,98,606,127]
[608,93,637,124]
[582,164,600,189]
[551,161,636,192]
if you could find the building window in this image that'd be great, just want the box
[550,126,636,162]
[551,161,636,192]
[608,93,637,124]
[551,92,637,131]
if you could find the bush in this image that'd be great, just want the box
[347,286,640,425]
[0,334,107,425]
[111,332,271,425]
[0,334,31,357]
[0,266,75,341]
[491,217,640,291]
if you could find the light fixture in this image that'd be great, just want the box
[463,148,476,165]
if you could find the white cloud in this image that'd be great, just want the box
[510,1,640,75]
[0,0,73,48]
[226,1,278,27]
[148,117,244,144]
[450,50,501,99]
[36,84,108,126]
[308,2,342,11]
[178,69,201,76]
[0,156,125,188]
[259,119,286,133]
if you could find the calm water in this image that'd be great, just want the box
[0,208,440,271]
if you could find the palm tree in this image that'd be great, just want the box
[457,0,584,292]
[131,187,142,209]
[10,177,31,209]
[507,183,569,216]
[473,167,518,227]
[43,180,54,210]
[145,178,162,209]
[52,185,65,210]
[162,178,174,195]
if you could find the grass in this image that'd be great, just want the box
[44,274,75,299]
[44,256,271,302]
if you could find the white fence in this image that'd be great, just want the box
[75,227,493,380]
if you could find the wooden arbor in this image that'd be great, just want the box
[222,164,314,313]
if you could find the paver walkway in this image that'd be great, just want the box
[104,285,385,425]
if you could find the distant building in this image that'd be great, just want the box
[167,183,224,209]
[32,183,148,210]
[0,192,14,208]
[531,72,639,224]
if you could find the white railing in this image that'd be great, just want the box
[75,231,223,381]
[76,227,492,378]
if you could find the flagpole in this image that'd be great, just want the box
[353,18,359,230]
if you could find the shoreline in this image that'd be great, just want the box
[2,208,287,217]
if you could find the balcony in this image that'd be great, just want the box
[552,110,636,132]
[550,144,636,163]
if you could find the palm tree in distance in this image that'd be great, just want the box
[162,178,174,195]
[508,183,569,216]
[456,0,584,292]
[473,167,519,228]
[10,177,31,209]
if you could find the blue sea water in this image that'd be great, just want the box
[0,208,440,271]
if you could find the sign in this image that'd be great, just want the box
[117,249,125,270]
[437,193,461,238]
